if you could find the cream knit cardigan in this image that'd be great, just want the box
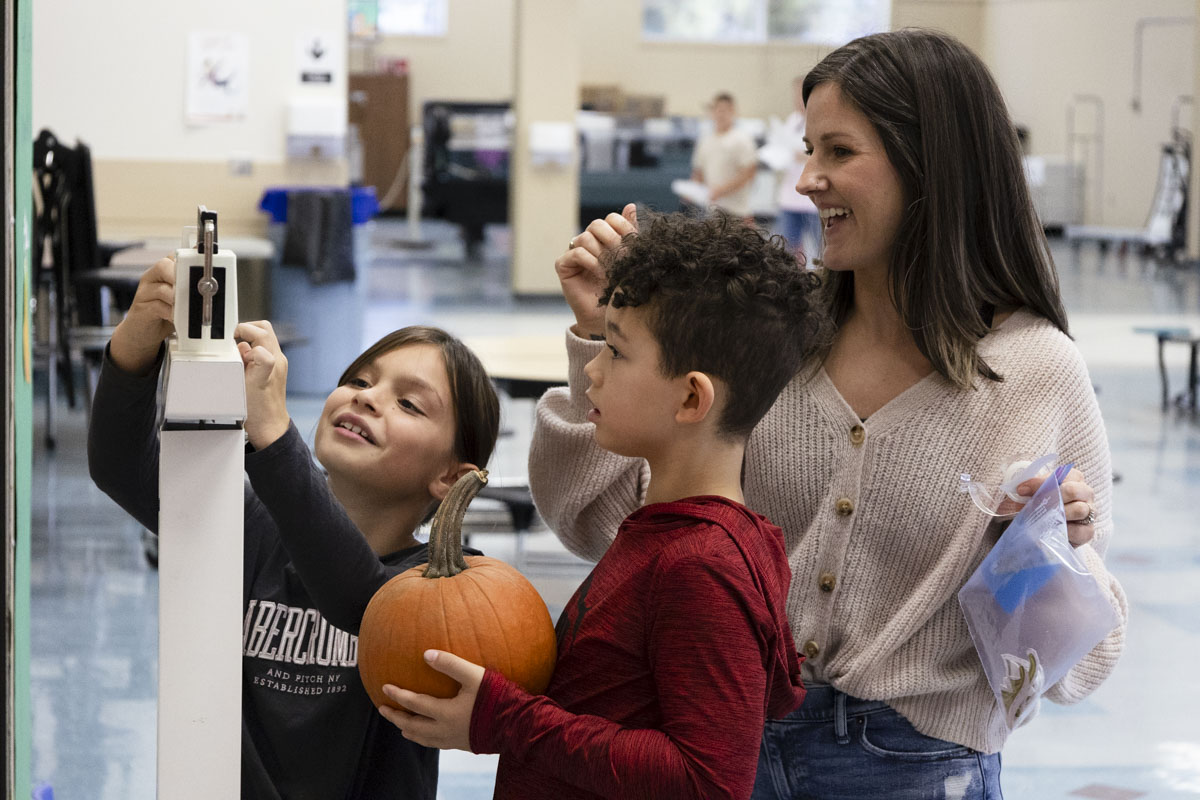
[528,309,1127,754]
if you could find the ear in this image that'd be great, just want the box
[428,462,480,502]
[675,372,716,426]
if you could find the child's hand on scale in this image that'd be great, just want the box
[235,320,291,450]
[110,256,176,376]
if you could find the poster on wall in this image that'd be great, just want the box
[186,31,250,124]
[297,32,342,85]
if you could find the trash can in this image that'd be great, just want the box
[259,187,379,395]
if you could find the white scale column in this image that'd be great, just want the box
[158,208,245,798]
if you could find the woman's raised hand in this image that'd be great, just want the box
[110,257,177,376]
[554,203,638,340]
[235,320,291,450]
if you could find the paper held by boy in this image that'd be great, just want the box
[159,206,246,799]
[670,178,712,208]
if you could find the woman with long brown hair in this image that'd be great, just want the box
[531,29,1126,798]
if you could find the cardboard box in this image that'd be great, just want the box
[581,84,623,112]
[620,94,666,118]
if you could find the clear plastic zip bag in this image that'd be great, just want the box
[958,460,1120,730]
[959,452,1058,519]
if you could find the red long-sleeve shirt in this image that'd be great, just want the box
[469,496,805,800]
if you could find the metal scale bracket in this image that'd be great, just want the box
[162,205,246,426]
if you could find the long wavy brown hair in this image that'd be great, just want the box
[803,29,1069,388]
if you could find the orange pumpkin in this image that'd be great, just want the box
[357,470,558,709]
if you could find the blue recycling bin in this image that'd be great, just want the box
[259,187,379,395]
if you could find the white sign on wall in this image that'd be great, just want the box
[297,32,341,85]
[186,31,250,124]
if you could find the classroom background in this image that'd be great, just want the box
[4,0,1200,797]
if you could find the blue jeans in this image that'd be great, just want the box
[751,686,1004,800]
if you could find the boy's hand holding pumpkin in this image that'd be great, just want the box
[380,649,485,752]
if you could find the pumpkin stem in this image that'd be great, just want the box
[423,469,489,578]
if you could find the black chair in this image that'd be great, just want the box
[33,129,141,447]
[422,102,510,257]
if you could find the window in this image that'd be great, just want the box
[642,0,890,46]
[643,0,766,43]
[768,0,889,43]
[357,0,447,38]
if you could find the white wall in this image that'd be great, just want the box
[893,0,984,52]
[32,0,1196,233]
[352,1,515,115]
[361,0,863,127]
[361,0,984,141]
[33,0,348,236]
[34,0,347,164]
[575,5,830,122]
[983,0,1194,227]
[509,0,580,294]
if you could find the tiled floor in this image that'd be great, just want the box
[28,220,1200,798]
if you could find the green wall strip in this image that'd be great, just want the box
[13,0,32,794]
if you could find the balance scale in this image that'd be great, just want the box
[159,206,245,798]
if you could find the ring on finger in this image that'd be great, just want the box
[1073,502,1095,526]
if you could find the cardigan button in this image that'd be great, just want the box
[849,424,866,446]
[818,573,836,593]
[803,639,821,659]
[835,497,854,517]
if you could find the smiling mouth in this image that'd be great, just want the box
[335,420,375,444]
[820,207,852,230]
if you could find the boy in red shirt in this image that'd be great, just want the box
[381,211,827,799]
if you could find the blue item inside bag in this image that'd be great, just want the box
[987,562,1061,615]
[977,464,1073,614]
[958,461,1120,730]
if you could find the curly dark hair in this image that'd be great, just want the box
[598,212,829,438]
